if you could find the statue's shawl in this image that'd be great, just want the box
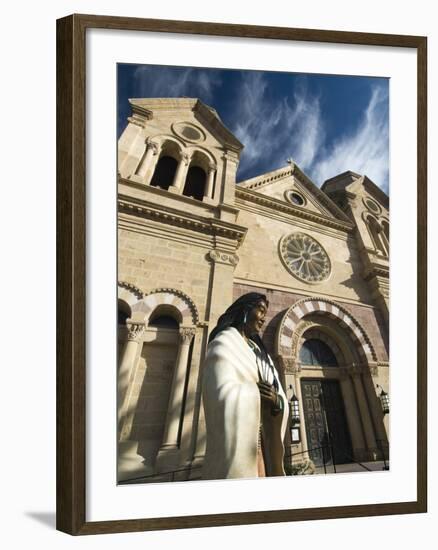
[202,327,288,480]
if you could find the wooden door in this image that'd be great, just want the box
[301,379,352,467]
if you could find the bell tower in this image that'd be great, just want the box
[118,98,243,210]
[322,172,389,322]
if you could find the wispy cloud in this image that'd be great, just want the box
[132,66,222,104]
[232,74,388,192]
[230,74,325,182]
[308,85,389,191]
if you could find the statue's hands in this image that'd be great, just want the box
[257,381,283,416]
[257,381,278,406]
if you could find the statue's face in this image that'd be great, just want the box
[245,300,268,335]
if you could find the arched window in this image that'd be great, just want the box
[148,304,182,328]
[150,155,178,190]
[183,165,206,200]
[299,338,338,367]
[367,216,387,256]
[381,220,389,255]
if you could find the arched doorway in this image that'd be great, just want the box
[276,297,388,468]
[299,338,353,467]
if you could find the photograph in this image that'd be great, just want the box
[116,63,390,484]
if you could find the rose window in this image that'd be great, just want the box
[280,233,331,283]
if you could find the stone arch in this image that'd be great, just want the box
[154,134,186,151]
[130,287,199,327]
[275,297,377,363]
[186,145,217,167]
[118,281,144,305]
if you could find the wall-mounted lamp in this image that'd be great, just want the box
[376,384,390,415]
[289,384,301,425]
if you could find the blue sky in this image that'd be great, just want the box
[117,64,389,193]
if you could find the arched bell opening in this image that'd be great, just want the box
[150,155,178,190]
[183,165,206,200]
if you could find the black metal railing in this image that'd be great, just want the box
[286,444,378,474]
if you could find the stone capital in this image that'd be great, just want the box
[145,138,159,154]
[179,327,196,344]
[278,356,300,374]
[126,321,146,341]
[208,249,239,266]
[177,151,191,165]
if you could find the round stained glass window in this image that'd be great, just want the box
[280,233,331,283]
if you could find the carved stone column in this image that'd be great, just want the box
[118,321,145,434]
[156,327,196,471]
[169,152,190,193]
[351,368,378,459]
[205,163,216,199]
[134,139,159,184]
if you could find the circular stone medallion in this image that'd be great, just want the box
[172,121,206,143]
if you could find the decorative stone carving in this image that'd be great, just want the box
[179,327,196,344]
[369,364,379,377]
[126,321,146,341]
[277,356,299,374]
[118,281,144,300]
[208,250,239,266]
[177,151,190,165]
[145,138,159,155]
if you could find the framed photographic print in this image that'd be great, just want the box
[56,14,427,535]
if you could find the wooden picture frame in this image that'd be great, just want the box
[56,13,427,535]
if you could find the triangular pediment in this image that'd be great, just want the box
[129,98,243,154]
[237,161,351,223]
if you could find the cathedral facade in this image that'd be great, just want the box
[117,98,389,482]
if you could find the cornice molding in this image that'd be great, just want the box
[238,167,293,189]
[235,187,354,232]
[118,194,247,246]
